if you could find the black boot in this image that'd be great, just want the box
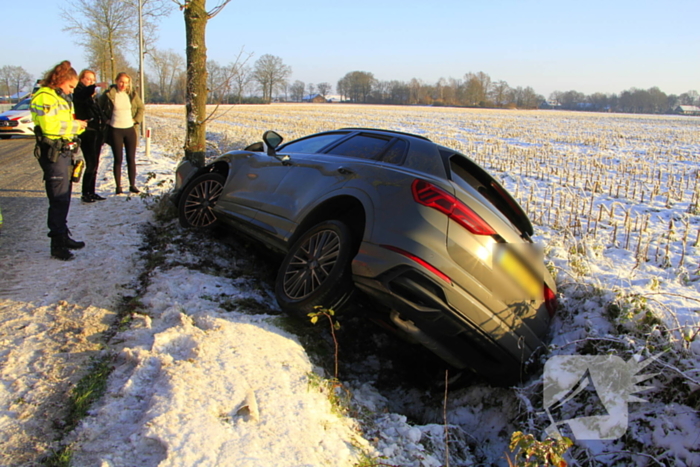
[63,233,86,250]
[50,237,74,261]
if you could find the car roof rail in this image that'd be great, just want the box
[338,127,431,142]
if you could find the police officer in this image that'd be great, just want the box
[30,60,88,260]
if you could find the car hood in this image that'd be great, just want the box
[0,110,31,121]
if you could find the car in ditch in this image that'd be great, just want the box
[0,98,34,139]
[172,128,557,385]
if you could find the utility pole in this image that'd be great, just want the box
[138,0,146,137]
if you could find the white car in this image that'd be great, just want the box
[0,98,34,139]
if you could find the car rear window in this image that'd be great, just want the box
[449,156,485,194]
[448,152,533,236]
[326,134,391,160]
[280,133,347,153]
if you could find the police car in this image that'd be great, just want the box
[0,98,34,139]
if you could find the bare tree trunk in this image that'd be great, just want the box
[183,0,208,167]
[108,32,116,81]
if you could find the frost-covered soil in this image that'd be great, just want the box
[1,104,699,466]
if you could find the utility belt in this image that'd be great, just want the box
[34,127,81,163]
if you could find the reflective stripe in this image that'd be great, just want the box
[30,87,84,140]
[30,105,61,117]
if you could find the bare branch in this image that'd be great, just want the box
[207,0,232,18]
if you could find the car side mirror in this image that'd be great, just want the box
[262,130,283,156]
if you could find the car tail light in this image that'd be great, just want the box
[412,179,496,236]
[544,285,557,318]
[381,245,452,284]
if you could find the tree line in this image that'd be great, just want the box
[5,54,697,115]
[548,88,699,113]
[3,0,698,116]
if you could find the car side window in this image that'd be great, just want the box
[279,133,347,153]
[326,134,390,160]
[379,139,408,165]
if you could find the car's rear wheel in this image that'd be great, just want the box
[178,173,225,228]
[275,220,355,318]
[0,136,11,140]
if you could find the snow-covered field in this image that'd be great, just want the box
[1,103,699,466]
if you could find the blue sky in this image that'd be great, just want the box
[3,0,698,97]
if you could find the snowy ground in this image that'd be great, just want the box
[1,104,699,466]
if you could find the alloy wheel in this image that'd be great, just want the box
[282,229,341,300]
[183,178,223,227]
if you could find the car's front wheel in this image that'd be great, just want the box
[275,220,356,318]
[178,172,225,228]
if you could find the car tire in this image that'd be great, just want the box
[275,220,356,318]
[178,172,225,228]
[0,136,11,140]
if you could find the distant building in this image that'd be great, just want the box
[540,99,561,109]
[302,94,328,103]
[675,105,700,115]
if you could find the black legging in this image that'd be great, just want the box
[80,129,104,196]
[108,125,138,189]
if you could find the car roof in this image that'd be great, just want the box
[337,127,432,142]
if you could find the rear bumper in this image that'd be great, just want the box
[351,242,550,385]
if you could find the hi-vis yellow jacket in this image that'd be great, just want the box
[30,87,84,140]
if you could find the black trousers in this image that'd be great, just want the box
[108,126,138,188]
[80,129,104,196]
[37,144,73,238]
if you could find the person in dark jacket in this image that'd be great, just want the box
[73,69,108,203]
[98,72,145,194]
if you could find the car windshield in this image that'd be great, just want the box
[11,99,31,111]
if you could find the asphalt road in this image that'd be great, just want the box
[0,136,118,464]
[0,137,48,276]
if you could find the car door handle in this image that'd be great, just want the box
[337,167,354,175]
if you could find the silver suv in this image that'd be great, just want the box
[172,128,557,385]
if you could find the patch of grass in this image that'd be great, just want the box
[606,302,622,320]
[270,315,335,371]
[507,431,572,467]
[220,296,274,314]
[64,355,113,432]
[104,296,148,340]
[578,337,629,356]
[306,371,352,418]
[686,388,700,411]
[41,445,73,467]
[354,453,395,467]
